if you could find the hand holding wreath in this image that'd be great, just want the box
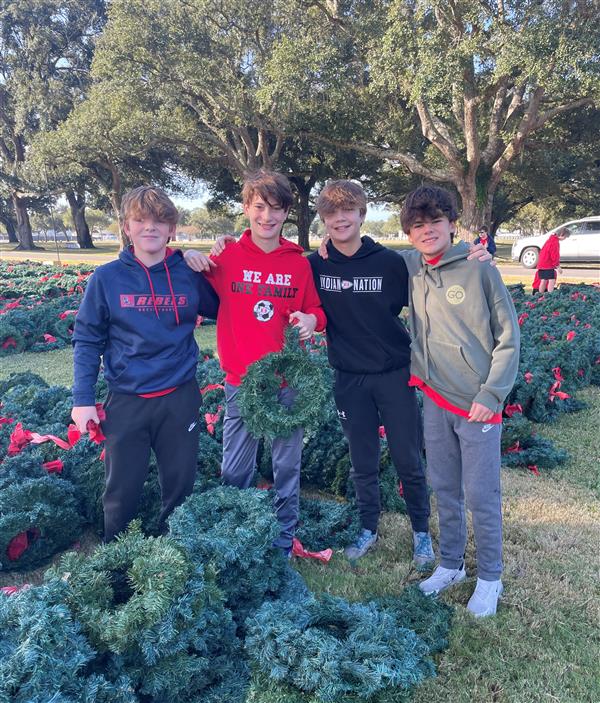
[237,326,329,439]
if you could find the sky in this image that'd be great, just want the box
[171,193,392,222]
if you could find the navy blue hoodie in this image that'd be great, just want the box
[308,236,411,374]
[72,247,219,406]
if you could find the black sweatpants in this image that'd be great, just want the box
[334,366,430,534]
[101,378,201,541]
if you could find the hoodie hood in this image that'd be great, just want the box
[426,241,470,268]
[238,228,304,257]
[325,235,385,263]
[118,245,184,270]
[416,241,471,289]
[118,246,186,323]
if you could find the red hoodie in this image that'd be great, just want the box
[537,234,561,269]
[205,229,326,385]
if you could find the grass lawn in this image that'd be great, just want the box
[1,325,599,702]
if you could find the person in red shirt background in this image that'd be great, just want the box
[536,227,571,293]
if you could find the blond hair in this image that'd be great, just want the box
[316,180,367,217]
[121,186,179,225]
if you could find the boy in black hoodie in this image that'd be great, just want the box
[71,186,219,541]
[308,180,434,565]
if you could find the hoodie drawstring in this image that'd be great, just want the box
[134,255,180,325]
[164,260,180,325]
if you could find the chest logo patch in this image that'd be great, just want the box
[253,299,275,322]
[446,285,466,305]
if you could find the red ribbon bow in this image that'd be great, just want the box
[1,584,30,596]
[291,538,333,563]
[1,337,17,349]
[504,404,522,417]
[58,309,78,320]
[42,459,64,474]
[200,384,225,395]
[204,407,223,435]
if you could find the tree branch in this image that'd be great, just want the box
[415,100,462,177]
[463,63,480,183]
[533,98,594,131]
[481,78,509,165]
[489,85,545,191]
[305,132,454,182]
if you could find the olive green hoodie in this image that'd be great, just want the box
[404,242,520,414]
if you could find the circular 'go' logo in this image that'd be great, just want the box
[446,285,466,305]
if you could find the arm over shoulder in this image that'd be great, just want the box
[300,259,326,332]
[195,272,220,318]
[398,248,422,277]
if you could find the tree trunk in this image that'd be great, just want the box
[296,196,314,251]
[290,177,317,251]
[66,189,95,248]
[106,166,128,250]
[11,193,40,250]
[0,213,18,243]
[455,179,488,241]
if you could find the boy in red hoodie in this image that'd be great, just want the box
[536,227,570,293]
[187,171,326,555]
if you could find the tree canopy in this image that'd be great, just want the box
[2,0,597,249]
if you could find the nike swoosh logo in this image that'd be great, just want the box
[481,424,493,433]
[188,421,197,432]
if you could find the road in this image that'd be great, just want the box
[497,263,599,282]
[1,247,599,283]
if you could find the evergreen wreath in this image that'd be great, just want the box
[0,581,136,703]
[245,593,434,701]
[373,586,453,655]
[46,523,248,703]
[237,325,329,439]
[47,523,193,654]
[0,476,82,572]
[296,496,361,551]
[501,412,568,473]
[169,486,289,627]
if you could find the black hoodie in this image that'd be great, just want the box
[308,236,411,374]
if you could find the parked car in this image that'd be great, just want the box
[511,217,600,268]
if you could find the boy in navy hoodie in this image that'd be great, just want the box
[71,186,219,541]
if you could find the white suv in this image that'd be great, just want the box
[511,217,600,268]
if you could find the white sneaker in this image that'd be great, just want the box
[418,564,466,596]
[467,578,503,617]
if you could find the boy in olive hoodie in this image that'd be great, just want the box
[401,186,519,617]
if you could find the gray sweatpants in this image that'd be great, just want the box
[221,382,303,549]
[423,395,503,581]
